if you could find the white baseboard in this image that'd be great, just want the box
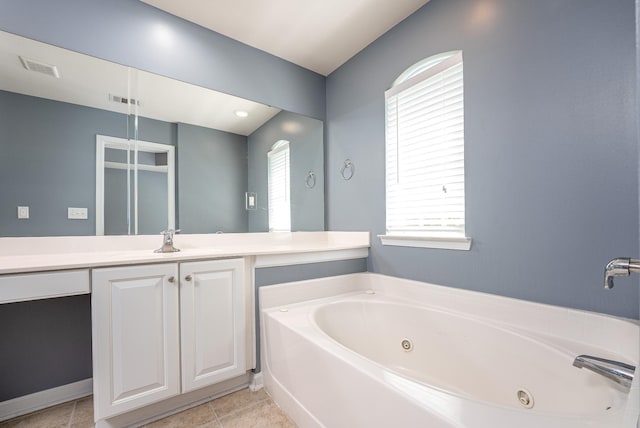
[0,378,93,422]
[249,372,264,391]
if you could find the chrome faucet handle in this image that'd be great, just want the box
[155,229,181,253]
[604,257,640,289]
[160,229,180,242]
[160,228,180,236]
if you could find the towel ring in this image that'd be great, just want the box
[305,171,316,189]
[341,159,354,180]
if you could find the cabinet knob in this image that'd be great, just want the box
[185,275,192,282]
[168,276,176,283]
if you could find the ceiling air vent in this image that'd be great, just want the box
[19,56,60,78]
[109,94,141,106]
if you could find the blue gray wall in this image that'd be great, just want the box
[177,123,248,233]
[0,90,114,236]
[0,90,176,236]
[0,295,92,402]
[326,0,639,318]
[637,0,640,320]
[247,111,325,232]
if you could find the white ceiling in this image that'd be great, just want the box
[0,31,280,136]
[141,0,430,76]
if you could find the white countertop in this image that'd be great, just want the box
[0,231,370,274]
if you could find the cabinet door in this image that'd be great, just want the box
[92,263,180,420]
[180,258,246,393]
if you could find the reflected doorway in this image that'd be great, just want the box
[96,135,175,235]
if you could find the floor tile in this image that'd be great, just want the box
[70,396,94,428]
[144,403,220,428]
[0,401,74,428]
[211,388,269,418]
[218,400,296,428]
[0,388,295,428]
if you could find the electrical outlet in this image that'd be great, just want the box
[68,207,88,220]
[246,192,257,210]
[17,206,29,219]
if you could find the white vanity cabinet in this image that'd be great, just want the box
[179,258,246,393]
[91,258,246,421]
[92,263,180,420]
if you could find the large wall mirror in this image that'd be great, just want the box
[0,31,324,236]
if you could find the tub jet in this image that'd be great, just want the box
[517,389,534,409]
[401,338,413,352]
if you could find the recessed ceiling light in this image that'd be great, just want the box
[235,110,249,118]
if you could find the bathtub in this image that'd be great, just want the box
[259,273,640,428]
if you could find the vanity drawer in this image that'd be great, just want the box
[0,269,90,304]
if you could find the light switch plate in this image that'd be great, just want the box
[68,207,88,220]
[17,206,29,219]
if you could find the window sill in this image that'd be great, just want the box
[378,234,472,251]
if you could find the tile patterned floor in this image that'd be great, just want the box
[0,388,297,428]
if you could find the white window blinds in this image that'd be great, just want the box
[268,140,291,232]
[385,51,465,237]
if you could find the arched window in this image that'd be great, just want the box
[267,140,291,232]
[383,50,471,250]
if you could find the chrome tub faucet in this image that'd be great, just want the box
[154,229,180,253]
[604,258,640,289]
[573,355,635,390]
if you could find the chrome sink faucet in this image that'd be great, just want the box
[154,229,180,253]
[604,258,640,289]
[573,355,635,390]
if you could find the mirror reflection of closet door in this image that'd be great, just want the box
[96,135,175,235]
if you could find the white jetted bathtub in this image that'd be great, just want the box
[259,273,640,428]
